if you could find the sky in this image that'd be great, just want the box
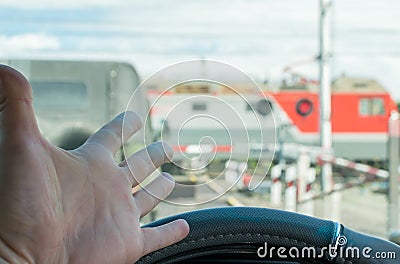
[0,0,399,100]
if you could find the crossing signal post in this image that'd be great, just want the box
[319,0,334,193]
[388,112,400,233]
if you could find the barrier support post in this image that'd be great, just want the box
[298,167,316,216]
[297,150,311,202]
[270,165,282,207]
[285,165,297,212]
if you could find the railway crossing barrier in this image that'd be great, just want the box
[317,155,389,179]
[224,112,399,235]
[270,155,317,215]
[271,143,393,220]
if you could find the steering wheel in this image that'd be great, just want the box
[138,207,400,264]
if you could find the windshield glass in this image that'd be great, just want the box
[1,0,399,248]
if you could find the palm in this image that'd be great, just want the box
[0,65,189,264]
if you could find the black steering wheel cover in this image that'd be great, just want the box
[138,207,337,263]
[341,227,400,264]
[138,207,400,263]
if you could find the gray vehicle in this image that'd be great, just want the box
[146,81,276,174]
[1,59,150,154]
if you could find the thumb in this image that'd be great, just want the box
[0,64,40,143]
[141,219,190,257]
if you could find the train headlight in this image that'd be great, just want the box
[255,99,272,116]
[296,98,313,117]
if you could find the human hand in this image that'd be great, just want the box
[0,65,189,263]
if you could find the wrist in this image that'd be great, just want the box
[0,229,70,264]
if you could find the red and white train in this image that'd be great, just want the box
[146,76,398,168]
[264,76,398,162]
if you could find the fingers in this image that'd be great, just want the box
[0,65,40,142]
[134,172,175,218]
[84,111,142,155]
[141,219,190,256]
[121,141,173,186]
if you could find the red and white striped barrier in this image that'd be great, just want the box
[317,154,389,179]
[173,144,232,153]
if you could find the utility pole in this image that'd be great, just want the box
[319,0,333,193]
[388,112,399,233]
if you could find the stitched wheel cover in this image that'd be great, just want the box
[138,207,400,264]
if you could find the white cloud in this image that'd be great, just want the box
[0,33,60,53]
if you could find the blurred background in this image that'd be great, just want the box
[0,0,399,100]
